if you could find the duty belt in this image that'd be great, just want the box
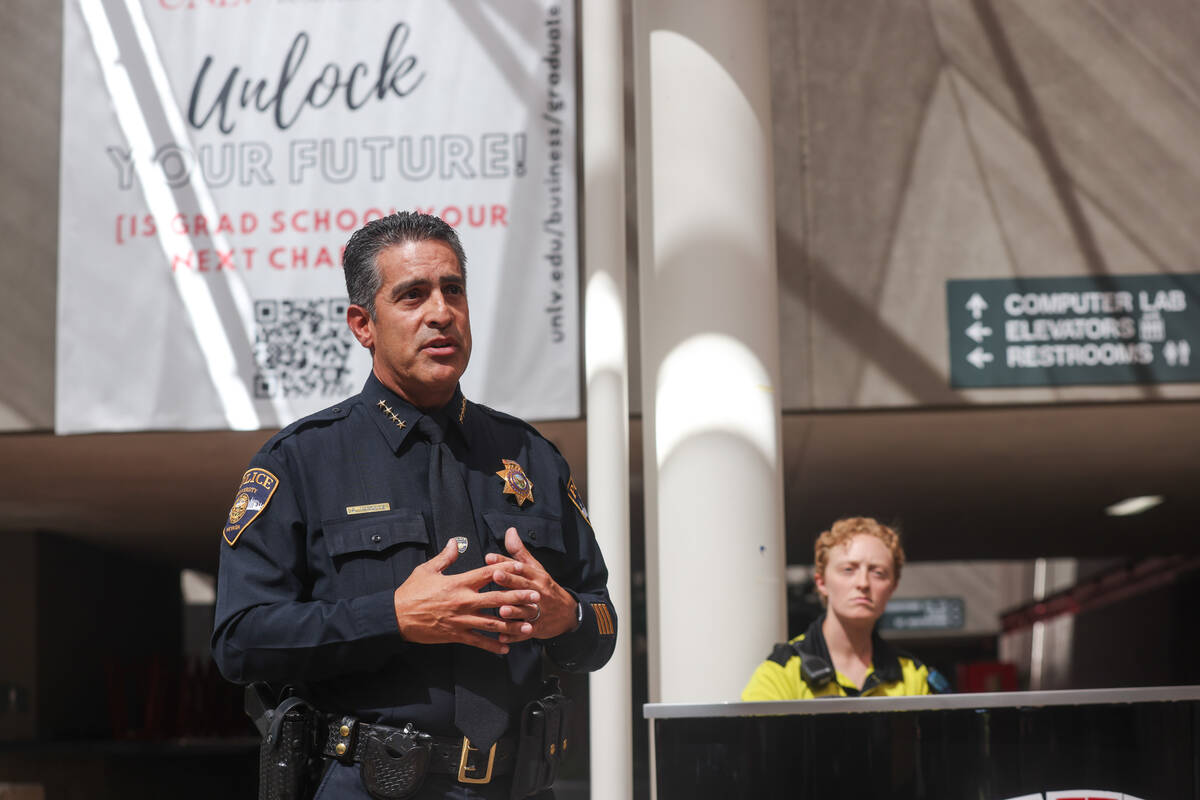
[324,717,516,784]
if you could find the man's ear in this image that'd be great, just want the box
[347,304,374,350]
[813,570,827,599]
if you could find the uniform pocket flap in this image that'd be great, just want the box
[482,510,565,554]
[324,512,429,557]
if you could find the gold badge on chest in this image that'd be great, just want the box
[496,459,534,507]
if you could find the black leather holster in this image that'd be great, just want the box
[246,684,324,800]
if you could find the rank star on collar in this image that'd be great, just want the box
[496,459,534,506]
[376,399,406,429]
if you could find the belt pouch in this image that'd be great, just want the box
[360,725,432,800]
[510,684,574,799]
[257,696,321,800]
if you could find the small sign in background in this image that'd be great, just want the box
[947,274,1200,388]
[879,596,965,632]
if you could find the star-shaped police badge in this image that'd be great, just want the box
[496,459,534,506]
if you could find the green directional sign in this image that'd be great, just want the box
[947,274,1200,388]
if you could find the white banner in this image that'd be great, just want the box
[57,0,578,433]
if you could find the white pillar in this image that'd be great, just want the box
[632,0,786,704]
[582,1,633,798]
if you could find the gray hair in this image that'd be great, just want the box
[342,212,468,317]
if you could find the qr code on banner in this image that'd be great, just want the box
[252,298,357,399]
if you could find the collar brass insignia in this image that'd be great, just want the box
[377,399,406,429]
[496,459,534,506]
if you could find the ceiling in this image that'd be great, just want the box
[1,399,1196,573]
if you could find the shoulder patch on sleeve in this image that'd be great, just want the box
[566,475,590,525]
[223,467,280,547]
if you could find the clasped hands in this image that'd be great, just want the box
[393,527,578,655]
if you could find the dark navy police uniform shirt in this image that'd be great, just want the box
[211,372,617,736]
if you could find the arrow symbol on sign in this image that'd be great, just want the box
[966,293,988,319]
[967,347,994,369]
[965,321,993,343]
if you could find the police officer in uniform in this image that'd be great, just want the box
[742,517,943,699]
[212,212,617,798]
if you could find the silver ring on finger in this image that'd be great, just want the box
[530,606,541,622]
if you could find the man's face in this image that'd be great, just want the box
[815,534,897,624]
[348,239,472,410]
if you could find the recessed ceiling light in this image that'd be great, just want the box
[1104,495,1164,517]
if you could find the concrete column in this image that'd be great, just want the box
[582,1,633,798]
[632,0,786,704]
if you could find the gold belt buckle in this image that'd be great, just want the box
[457,737,497,784]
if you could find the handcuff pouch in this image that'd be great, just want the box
[360,724,432,800]
[509,679,574,799]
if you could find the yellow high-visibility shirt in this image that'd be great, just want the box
[741,616,934,700]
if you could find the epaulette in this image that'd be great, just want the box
[468,398,517,423]
[261,398,355,451]
[889,645,952,692]
[891,645,927,670]
[471,400,544,437]
[470,400,567,460]
[767,642,796,666]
